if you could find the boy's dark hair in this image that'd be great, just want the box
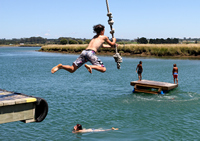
[77,124,82,130]
[173,64,177,67]
[139,61,142,64]
[93,24,105,34]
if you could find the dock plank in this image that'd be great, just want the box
[0,89,48,124]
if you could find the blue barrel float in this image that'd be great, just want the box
[0,89,48,124]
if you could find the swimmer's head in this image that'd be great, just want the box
[74,124,82,131]
[139,61,142,64]
[93,24,105,34]
[173,64,177,67]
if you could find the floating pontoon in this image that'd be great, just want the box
[130,80,178,94]
[0,89,48,124]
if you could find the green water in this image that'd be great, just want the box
[0,47,200,140]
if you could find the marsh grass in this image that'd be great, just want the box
[117,44,200,56]
[40,44,200,57]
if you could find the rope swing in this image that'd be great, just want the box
[105,0,122,69]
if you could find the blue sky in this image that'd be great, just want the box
[0,0,199,39]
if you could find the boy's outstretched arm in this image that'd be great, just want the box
[104,36,116,46]
[102,44,116,48]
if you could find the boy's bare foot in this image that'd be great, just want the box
[85,64,92,73]
[51,64,62,74]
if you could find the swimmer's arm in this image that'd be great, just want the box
[101,127,118,131]
[111,127,119,130]
[88,127,118,132]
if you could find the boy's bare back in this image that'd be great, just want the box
[173,67,178,72]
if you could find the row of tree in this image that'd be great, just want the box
[137,37,179,44]
[0,36,199,45]
[0,37,90,45]
[0,37,134,45]
[59,37,91,45]
[0,37,47,45]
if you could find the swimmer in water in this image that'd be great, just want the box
[72,124,118,133]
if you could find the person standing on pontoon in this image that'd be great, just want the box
[172,64,178,84]
[136,61,143,81]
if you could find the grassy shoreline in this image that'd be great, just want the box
[39,44,200,58]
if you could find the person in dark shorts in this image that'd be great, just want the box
[136,61,143,81]
[51,24,117,74]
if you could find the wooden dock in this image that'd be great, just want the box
[0,89,48,124]
[130,80,178,94]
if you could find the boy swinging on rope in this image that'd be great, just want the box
[51,24,117,74]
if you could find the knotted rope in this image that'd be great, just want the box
[105,0,122,69]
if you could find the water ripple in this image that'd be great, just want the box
[1,47,200,140]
